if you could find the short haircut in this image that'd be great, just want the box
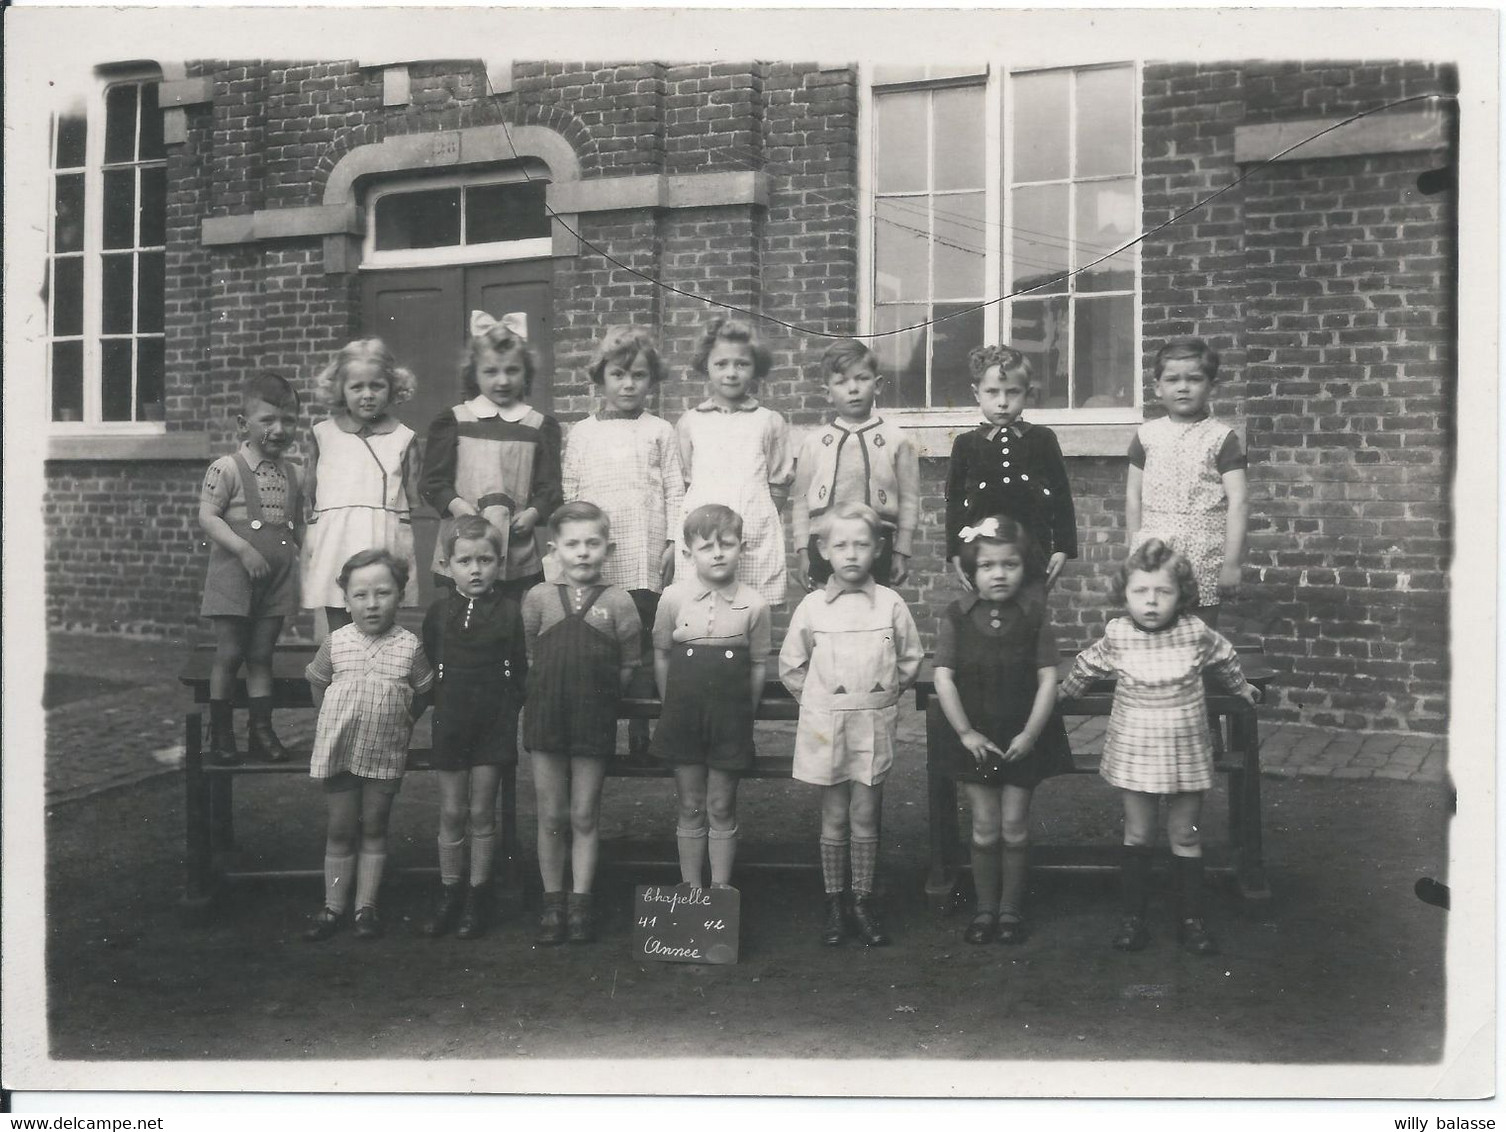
[818,501,885,543]
[957,514,1042,584]
[242,371,299,413]
[1153,336,1221,382]
[690,316,773,380]
[549,499,612,539]
[443,514,506,559]
[1112,538,1200,611]
[462,321,538,398]
[967,344,1034,387]
[337,548,410,594]
[683,503,743,545]
[314,338,418,408]
[588,325,665,386]
[819,339,878,382]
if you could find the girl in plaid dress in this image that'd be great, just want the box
[303,550,433,941]
[1060,540,1257,957]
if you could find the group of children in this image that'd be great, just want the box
[199,310,1256,955]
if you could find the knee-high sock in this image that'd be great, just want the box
[970,842,1002,915]
[819,836,849,895]
[355,850,386,911]
[1121,845,1154,917]
[1176,853,1206,920]
[999,844,1030,919]
[849,835,879,897]
[437,837,466,887]
[469,830,496,886]
[324,853,356,913]
[708,825,739,886]
[676,824,708,887]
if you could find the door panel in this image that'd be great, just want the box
[360,259,554,606]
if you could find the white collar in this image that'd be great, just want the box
[467,395,532,423]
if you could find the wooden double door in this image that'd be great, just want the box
[360,259,555,605]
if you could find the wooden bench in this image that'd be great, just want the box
[178,645,1273,920]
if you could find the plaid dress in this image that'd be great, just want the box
[1059,615,1248,793]
[306,624,434,781]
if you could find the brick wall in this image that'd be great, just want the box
[44,57,1456,736]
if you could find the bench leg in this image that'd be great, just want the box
[1231,706,1271,900]
[925,703,961,916]
[495,762,524,915]
[181,712,217,923]
[210,774,235,853]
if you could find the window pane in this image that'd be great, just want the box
[930,302,985,411]
[874,91,927,194]
[1076,66,1134,178]
[1011,71,1069,182]
[55,173,86,253]
[873,305,927,408]
[137,338,165,415]
[1011,296,1070,408]
[101,338,135,421]
[104,84,139,164]
[933,192,986,300]
[933,85,984,191]
[465,181,550,243]
[871,65,929,86]
[102,254,135,334]
[874,198,929,303]
[138,82,164,160]
[374,188,461,250]
[1009,182,1069,294]
[103,168,136,249]
[139,166,167,247]
[53,257,84,337]
[1075,177,1138,292]
[1073,294,1135,408]
[138,251,166,334]
[55,108,87,169]
[52,341,84,421]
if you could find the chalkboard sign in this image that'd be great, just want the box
[632,883,740,965]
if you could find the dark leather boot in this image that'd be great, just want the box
[567,892,595,944]
[422,882,466,938]
[455,883,491,940]
[848,894,891,947]
[208,700,240,766]
[821,893,847,946]
[537,892,567,945]
[247,696,289,762]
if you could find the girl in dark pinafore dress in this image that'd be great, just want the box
[930,515,1072,946]
[521,502,643,945]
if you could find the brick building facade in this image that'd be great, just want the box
[36,56,1456,733]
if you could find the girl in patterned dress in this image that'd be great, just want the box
[673,317,794,608]
[422,311,563,599]
[301,339,421,632]
[1060,540,1258,957]
[562,326,684,757]
[1125,337,1249,626]
[303,550,434,942]
[930,516,1073,947]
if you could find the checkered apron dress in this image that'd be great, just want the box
[309,624,425,781]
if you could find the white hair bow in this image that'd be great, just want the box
[958,517,1002,543]
[470,310,528,341]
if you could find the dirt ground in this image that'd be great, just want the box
[43,733,1448,1069]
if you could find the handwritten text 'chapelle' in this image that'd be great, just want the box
[639,886,715,915]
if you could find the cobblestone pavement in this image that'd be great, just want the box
[36,632,1448,806]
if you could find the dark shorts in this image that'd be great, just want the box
[651,644,756,773]
[201,536,300,620]
[321,772,402,796]
[432,684,521,770]
[806,527,895,587]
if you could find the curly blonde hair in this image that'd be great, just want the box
[588,326,665,386]
[1111,539,1199,611]
[314,339,418,410]
[690,316,773,380]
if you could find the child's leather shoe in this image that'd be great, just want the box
[422,882,466,938]
[1177,917,1219,956]
[455,884,491,940]
[537,892,567,945]
[566,892,594,944]
[247,697,289,762]
[208,701,240,766]
[302,906,344,943]
[353,906,384,940]
[1111,915,1148,951]
[848,894,890,947]
[995,916,1029,946]
[821,894,847,946]
[963,911,997,945]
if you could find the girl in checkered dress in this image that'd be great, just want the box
[303,550,434,942]
[1060,540,1257,957]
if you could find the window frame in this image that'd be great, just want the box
[46,67,167,436]
[360,165,553,270]
[858,60,1143,433]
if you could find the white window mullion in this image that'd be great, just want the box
[924,89,936,407]
[1064,68,1079,410]
[983,67,1002,345]
[856,76,874,338]
[82,93,105,425]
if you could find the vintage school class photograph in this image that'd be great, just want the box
[1,4,1494,1103]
